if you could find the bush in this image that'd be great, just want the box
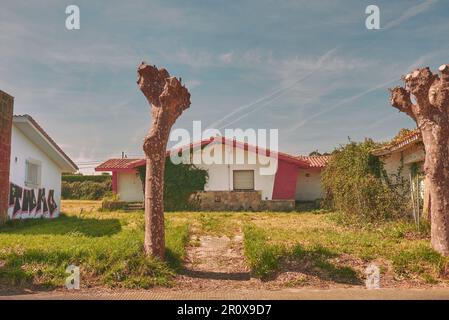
[62,174,111,183]
[137,159,208,211]
[322,139,410,222]
[61,180,112,200]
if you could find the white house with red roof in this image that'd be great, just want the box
[96,137,330,209]
[0,90,78,220]
[7,115,78,219]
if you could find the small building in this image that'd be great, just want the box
[96,137,330,210]
[372,129,424,179]
[0,90,78,220]
[372,129,426,214]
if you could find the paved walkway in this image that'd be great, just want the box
[2,288,449,300]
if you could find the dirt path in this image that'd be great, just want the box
[175,232,254,290]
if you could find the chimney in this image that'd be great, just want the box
[0,90,13,224]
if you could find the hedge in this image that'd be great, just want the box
[61,180,112,200]
[137,159,208,211]
[62,174,111,183]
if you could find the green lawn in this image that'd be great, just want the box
[0,201,189,289]
[243,212,449,284]
[0,201,447,290]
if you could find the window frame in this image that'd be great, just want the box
[232,169,255,191]
[25,158,42,188]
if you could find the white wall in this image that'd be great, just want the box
[194,143,277,200]
[295,168,323,201]
[118,171,144,202]
[382,144,425,178]
[8,125,62,219]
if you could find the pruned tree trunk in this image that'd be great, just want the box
[137,63,191,259]
[390,64,449,256]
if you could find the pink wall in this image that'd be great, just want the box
[272,159,299,200]
[112,171,118,194]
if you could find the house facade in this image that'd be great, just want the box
[372,129,426,214]
[0,90,78,220]
[372,130,424,179]
[96,137,330,210]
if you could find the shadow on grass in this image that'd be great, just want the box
[180,270,251,281]
[278,244,362,285]
[0,214,121,237]
[0,248,73,295]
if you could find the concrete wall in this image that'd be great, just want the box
[194,143,276,200]
[8,124,62,219]
[117,171,144,202]
[295,168,324,201]
[193,190,295,211]
[0,91,13,223]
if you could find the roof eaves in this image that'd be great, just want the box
[13,114,78,171]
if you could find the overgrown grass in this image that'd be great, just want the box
[0,201,190,289]
[243,211,449,284]
[243,224,282,279]
[1,202,447,289]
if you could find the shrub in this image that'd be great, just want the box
[137,159,208,211]
[62,174,111,183]
[322,139,410,222]
[61,180,112,200]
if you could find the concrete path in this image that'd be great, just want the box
[2,288,449,300]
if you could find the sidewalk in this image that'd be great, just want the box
[2,288,449,300]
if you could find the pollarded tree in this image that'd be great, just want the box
[137,63,191,259]
[390,64,449,256]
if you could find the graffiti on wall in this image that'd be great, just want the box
[8,182,58,219]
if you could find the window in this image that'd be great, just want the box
[233,170,254,191]
[25,160,41,187]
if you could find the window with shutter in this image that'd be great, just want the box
[25,160,41,187]
[233,170,254,191]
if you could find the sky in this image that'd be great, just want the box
[1,0,448,173]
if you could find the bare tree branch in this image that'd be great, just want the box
[389,86,416,120]
[404,67,436,108]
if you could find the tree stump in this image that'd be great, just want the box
[390,64,449,256]
[137,62,191,259]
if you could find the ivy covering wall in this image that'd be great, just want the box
[322,139,411,221]
[137,159,208,211]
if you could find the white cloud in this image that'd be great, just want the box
[383,0,438,30]
[219,52,234,64]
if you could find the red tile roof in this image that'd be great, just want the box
[95,137,316,171]
[372,129,421,156]
[297,155,332,168]
[95,158,145,171]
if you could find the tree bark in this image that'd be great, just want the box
[137,63,191,260]
[421,126,449,255]
[390,64,449,256]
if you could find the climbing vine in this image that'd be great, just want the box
[322,139,411,222]
[137,158,208,211]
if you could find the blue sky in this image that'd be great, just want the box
[1,0,448,173]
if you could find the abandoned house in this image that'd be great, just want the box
[95,137,330,210]
[372,129,427,213]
